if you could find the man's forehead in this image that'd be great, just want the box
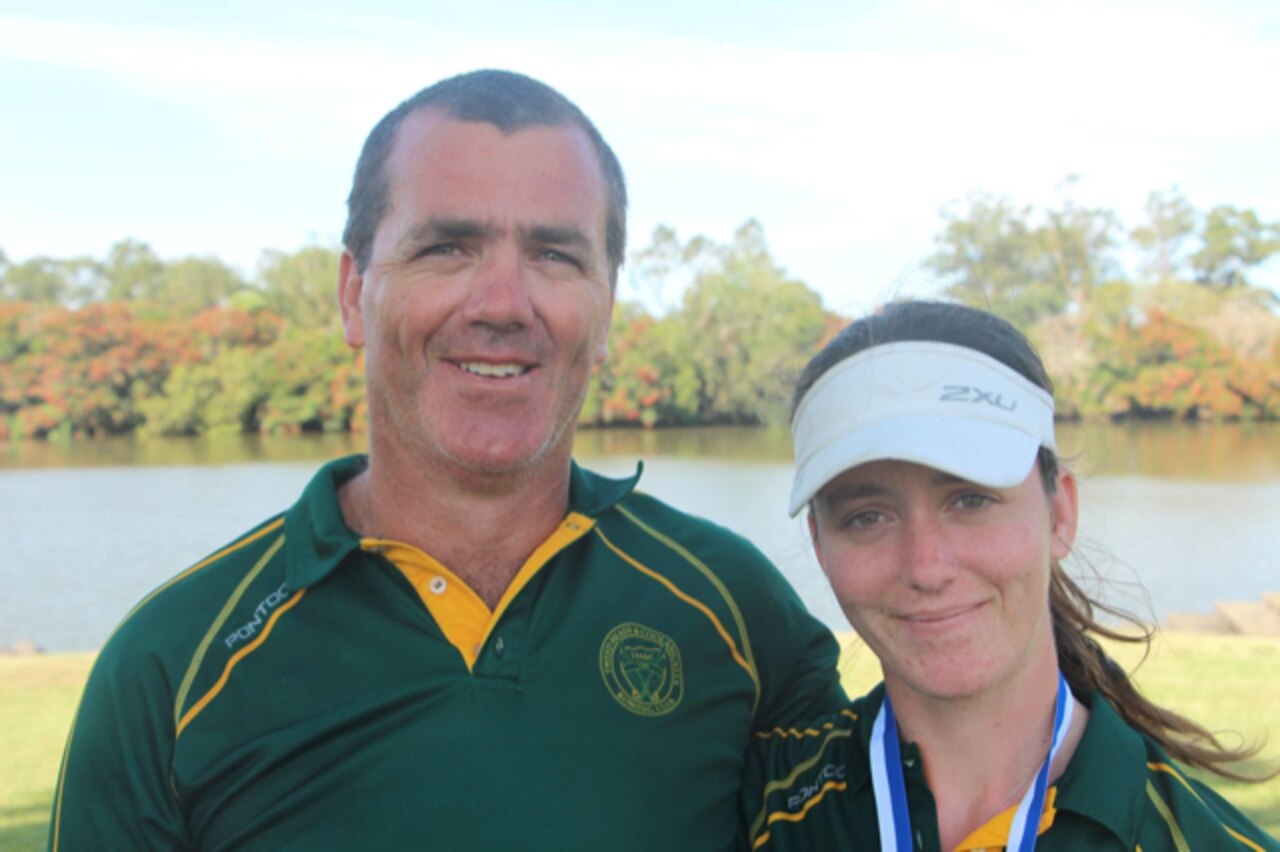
[391,107,597,162]
[373,109,610,261]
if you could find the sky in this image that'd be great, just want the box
[2,0,1278,314]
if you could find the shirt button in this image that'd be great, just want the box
[429,577,447,595]
[494,636,506,657]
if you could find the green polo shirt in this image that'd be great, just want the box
[743,683,1278,851]
[51,456,844,851]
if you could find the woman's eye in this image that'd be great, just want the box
[842,510,883,530]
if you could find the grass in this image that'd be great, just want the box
[2,634,1277,849]
[0,654,93,852]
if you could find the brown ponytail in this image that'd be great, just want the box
[1040,450,1277,782]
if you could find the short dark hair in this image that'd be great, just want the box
[342,69,627,282]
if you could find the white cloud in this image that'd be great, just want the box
[2,3,1277,306]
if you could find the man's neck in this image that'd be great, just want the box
[339,443,574,609]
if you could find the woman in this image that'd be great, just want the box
[742,301,1277,851]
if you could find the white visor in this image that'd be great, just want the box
[788,341,1057,516]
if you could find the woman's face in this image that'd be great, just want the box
[809,459,1077,704]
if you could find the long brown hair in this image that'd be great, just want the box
[794,299,1274,781]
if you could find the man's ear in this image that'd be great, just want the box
[1049,468,1079,562]
[338,251,366,349]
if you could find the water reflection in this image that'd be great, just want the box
[4,423,1278,481]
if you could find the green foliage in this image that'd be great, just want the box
[257,246,342,330]
[670,221,827,425]
[583,221,829,428]
[927,186,1123,329]
[103,239,165,302]
[2,191,1278,443]
[0,255,99,305]
[926,193,1057,326]
[1190,205,1280,289]
[1131,187,1196,284]
[160,256,248,317]
[1039,189,1119,312]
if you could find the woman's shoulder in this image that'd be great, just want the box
[740,689,881,850]
[1057,693,1279,851]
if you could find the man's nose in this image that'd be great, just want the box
[462,245,535,331]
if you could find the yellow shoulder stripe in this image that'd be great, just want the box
[749,724,854,841]
[176,588,306,737]
[755,709,859,740]
[593,526,755,686]
[173,534,286,728]
[51,519,287,852]
[1147,762,1203,802]
[1225,827,1267,852]
[752,780,848,849]
[1146,780,1191,852]
[125,517,286,624]
[612,504,761,711]
[1147,761,1263,850]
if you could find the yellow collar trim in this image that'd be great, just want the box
[954,786,1058,851]
[363,512,595,671]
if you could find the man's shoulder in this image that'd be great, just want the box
[103,510,292,662]
[100,455,362,664]
[606,486,778,576]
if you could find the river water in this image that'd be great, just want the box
[2,424,1277,651]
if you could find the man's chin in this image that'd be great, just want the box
[438,435,564,483]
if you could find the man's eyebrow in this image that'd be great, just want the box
[402,217,499,247]
[522,224,591,249]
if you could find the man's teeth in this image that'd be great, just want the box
[460,362,528,378]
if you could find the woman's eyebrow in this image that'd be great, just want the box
[820,482,887,503]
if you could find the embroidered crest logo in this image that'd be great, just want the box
[599,622,684,717]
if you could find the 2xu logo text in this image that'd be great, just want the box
[939,385,1018,411]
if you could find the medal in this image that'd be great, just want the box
[870,673,1074,851]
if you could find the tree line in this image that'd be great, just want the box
[2,187,1277,441]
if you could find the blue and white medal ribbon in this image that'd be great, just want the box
[869,673,1075,852]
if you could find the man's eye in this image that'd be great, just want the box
[955,493,993,510]
[415,243,462,259]
[537,248,581,267]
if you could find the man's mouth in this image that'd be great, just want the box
[458,361,530,378]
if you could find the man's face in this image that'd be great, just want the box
[339,110,613,482]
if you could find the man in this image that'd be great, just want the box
[50,70,843,850]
